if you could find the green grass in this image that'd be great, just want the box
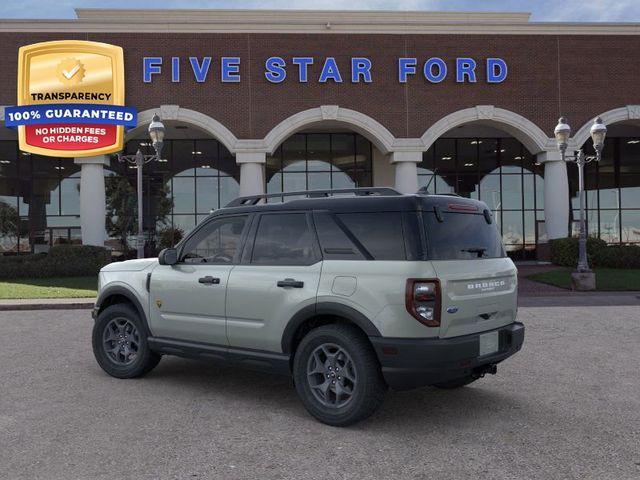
[0,276,98,299]
[528,268,640,291]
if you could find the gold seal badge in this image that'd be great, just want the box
[56,58,85,85]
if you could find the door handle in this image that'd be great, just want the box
[198,276,220,285]
[277,278,304,288]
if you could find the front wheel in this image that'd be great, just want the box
[293,324,387,427]
[92,303,161,378]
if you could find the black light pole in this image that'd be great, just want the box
[117,114,166,259]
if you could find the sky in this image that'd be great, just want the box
[0,0,639,22]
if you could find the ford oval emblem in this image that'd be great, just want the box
[446,306,459,314]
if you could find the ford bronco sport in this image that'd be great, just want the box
[92,188,524,426]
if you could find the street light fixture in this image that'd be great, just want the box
[117,113,166,259]
[553,116,607,287]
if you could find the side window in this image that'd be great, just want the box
[181,215,247,264]
[313,212,366,260]
[336,212,406,260]
[251,213,319,265]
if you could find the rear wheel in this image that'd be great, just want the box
[293,324,387,426]
[432,375,478,389]
[92,303,161,378]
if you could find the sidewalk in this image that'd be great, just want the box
[0,297,95,311]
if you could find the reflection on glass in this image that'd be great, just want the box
[621,210,640,243]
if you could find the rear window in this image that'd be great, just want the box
[423,211,505,260]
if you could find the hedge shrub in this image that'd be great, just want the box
[550,237,640,268]
[0,245,112,279]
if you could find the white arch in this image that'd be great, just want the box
[420,105,553,154]
[127,105,239,153]
[572,105,640,148]
[263,105,396,155]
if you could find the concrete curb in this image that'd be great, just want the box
[0,298,95,311]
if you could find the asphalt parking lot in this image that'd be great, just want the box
[1,305,639,480]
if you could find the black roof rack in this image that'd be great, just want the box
[225,187,401,207]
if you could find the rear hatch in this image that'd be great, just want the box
[422,201,518,338]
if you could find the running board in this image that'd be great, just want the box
[147,337,291,376]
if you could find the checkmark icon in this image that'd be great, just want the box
[62,64,80,79]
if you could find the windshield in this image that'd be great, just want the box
[423,211,505,260]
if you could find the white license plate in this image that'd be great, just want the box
[479,331,499,356]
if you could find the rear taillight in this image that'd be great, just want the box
[405,279,441,327]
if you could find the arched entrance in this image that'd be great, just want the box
[569,108,640,245]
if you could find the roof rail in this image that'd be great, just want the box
[225,187,401,207]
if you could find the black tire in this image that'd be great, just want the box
[432,375,478,389]
[293,324,387,427]
[92,303,161,379]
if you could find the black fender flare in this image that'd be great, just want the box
[95,285,151,335]
[281,302,382,354]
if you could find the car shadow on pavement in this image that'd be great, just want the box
[141,356,522,428]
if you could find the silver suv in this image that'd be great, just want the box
[91,188,524,426]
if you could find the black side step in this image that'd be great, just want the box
[147,337,291,376]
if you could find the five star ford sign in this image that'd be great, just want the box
[4,40,137,158]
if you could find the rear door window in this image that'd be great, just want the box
[251,213,320,265]
[423,211,505,260]
[336,212,406,260]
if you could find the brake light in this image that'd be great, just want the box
[405,279,441,327]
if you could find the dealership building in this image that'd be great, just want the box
[0,8,639,258]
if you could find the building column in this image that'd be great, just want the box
[237,152,266,196]
[538,151,569,240]
[391,151,421,194]
[74,155,109,246]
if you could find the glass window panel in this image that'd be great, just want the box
[60,177,80,215]
[331,134,355,172]
[267,172,282,194]
[0,141,18,177]
[220,176,239,208]
[478,138,499,175]
[434,139,456,175]
[456,175,479,199]
[420,146,435,171]
[620,174,640,209]
[417,174,433,192]
[523,174,536,210]
[172,214,196,234]
[183,215,247,264]
[457,138,478,173]
[307,134,331,172]
[597,170,618,209]
[620,137,640,174]
[500,138,523,173]
[480,174,501,211]
[338,212,405,260]
[621,210,640,243]
[172,140,195,176]
[502,210,524,246]
[501,175,523,210]
[252,213,317,265]
[308,172,331,190]
[219,146,238,180]
[599,210,620,243]
[282,134,306,172]
[283,173,307,192]
[172,177,195,214]
[46,216,80,227]
[196,177,218,213]
[331,171,356,189]
[524,211,536,245]
[355,135,371,169]
[194,139,219,174]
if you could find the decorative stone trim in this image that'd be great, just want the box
[572,105,640,148]
[421,105,552,154]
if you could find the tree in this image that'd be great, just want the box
[0,201,20,251]
[105,176,173,253]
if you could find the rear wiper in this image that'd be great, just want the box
[461,247,487,258]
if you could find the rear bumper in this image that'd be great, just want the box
[370,322,525,391]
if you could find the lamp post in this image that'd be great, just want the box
[553,116,607,287]
[117,113,165,259]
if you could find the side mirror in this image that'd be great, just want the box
[158,248,178,266]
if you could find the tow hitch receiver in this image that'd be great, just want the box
[472,364,497,379]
